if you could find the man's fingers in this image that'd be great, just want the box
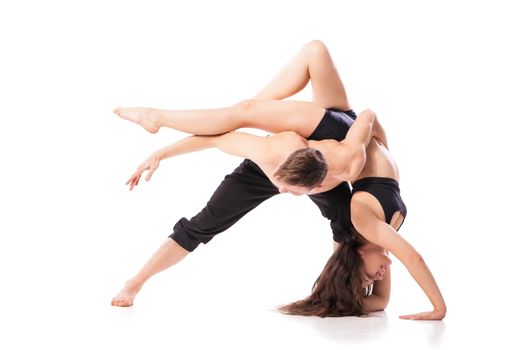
[146,168,156,181]
[131,175,141,190]
[126,169,142,185]
[146,161,159,181]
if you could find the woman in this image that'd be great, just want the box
[113,40,446,320]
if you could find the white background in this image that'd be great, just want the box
[1,1,524,349]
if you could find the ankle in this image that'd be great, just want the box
[126,277,145,290]
[153,109,166,127]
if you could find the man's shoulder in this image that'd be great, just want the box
[258,132,305,166]
[269,131,307,146]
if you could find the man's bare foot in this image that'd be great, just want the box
[111,280,143,307]
[113,107,161,134]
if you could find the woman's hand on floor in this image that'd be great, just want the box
[126,153,160,191]
[399,309,446,321]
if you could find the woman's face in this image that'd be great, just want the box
[358,243,392,288]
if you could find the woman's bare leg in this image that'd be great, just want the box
[114,100,323,136]
[111,238,189,307]
[113,105,244,135]
[113,40,350,135]
[253,40,351,111]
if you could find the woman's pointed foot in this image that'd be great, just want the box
[113,107,161,134]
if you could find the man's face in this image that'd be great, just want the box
[276,182,314,196]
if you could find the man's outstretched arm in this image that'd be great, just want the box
[126,132,271,190]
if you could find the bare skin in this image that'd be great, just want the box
[111,40,350,307]
[114,107,160,134]
[115,39,348,138]
[112,41,446,319]
[111,280,142,307]
[111,238,188,307]
[114,99,326,140]
[121,108,380,195]
[131,112,446,319]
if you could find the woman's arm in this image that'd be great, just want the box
[332,239,391,312]
[126,132,271,190]
[351,200,446,320]
[363,267,391,312]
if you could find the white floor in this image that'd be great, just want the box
[2,199,523,349]
[1,1,525,349]
[1,259,521,349]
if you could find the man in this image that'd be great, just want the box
[111,40,387,308]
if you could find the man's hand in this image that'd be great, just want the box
[126,153,161,191]
[371,117,388,150]
[399,309,446,321]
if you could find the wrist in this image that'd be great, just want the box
[433,304,447,314]
[153,150,165,160]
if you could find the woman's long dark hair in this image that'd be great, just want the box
[278,229,369,317]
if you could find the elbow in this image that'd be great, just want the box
[362,109,376,118]
[364,294,390,313]
[377,299,390,312]
[381,294,390,310]
[359,109,377,128]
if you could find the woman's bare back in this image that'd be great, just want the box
[355,139,400,181]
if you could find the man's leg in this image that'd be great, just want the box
[111,238,188,306]
[111,160,279,307]
[113,40,350,135]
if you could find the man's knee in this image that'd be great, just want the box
[169,219,209,252]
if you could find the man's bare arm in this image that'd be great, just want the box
[371,117,388,149]
[342,109,387,147]
[341,109,377,147]
[339,109,390,180]
[126,132,271,190]
[338,110,376,180]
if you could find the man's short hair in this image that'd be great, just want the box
[274,148,328,188]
